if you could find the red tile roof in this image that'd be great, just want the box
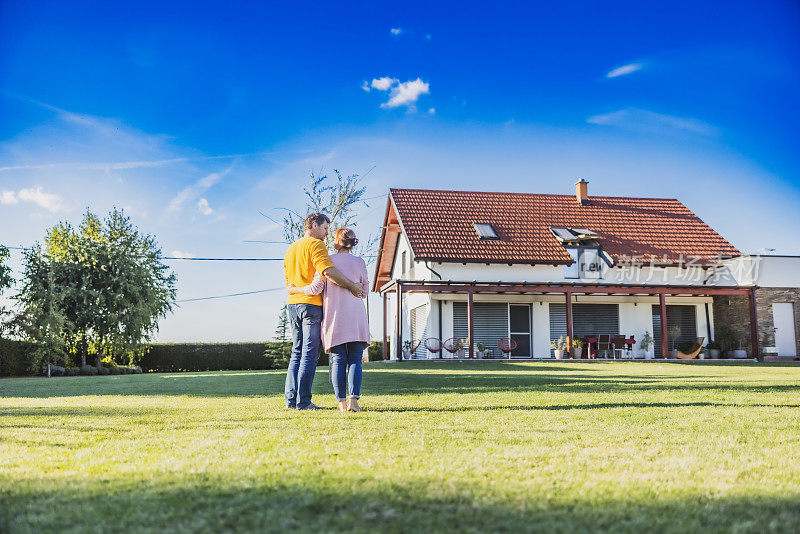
[389,188,740,267]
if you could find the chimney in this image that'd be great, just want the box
[575,179,589,205]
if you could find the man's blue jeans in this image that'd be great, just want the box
[285,304,322,409]
[329,342,363,401]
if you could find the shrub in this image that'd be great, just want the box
[368,342,384,361]
[44,365,66,377]
[98,366,111,376]
[67,367,80,376]
[110,366,121,375]
[80,365,98,376]
[264,342,292,370]
[133,366,142,374]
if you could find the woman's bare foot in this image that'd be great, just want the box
[347,398,362,412]
[338,400,348,412]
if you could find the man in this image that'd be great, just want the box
[283,213,363,410]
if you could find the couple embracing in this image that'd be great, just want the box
[283,213,370,412]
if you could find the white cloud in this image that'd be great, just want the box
[361,81,371,92]
[587,108,719,137]
[607,63,643,78]
[390,28,403,36]
[197,198,213,215]
[0,191,19,204]
[370,77,397,91]
[0,186,65,212]
[428,108,436,115]
[381,78,430,110]
[167,165,234,212]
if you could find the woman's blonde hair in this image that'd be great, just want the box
[333,228,358,251]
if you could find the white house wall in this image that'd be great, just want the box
[722,256,800,287]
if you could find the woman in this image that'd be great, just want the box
[288,228,370,412]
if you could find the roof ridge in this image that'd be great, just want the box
[389,187,680,202]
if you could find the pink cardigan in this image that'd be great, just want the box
[297,252,370,353]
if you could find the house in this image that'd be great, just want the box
[372,181,800,360]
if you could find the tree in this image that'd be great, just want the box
[16,208,177,366]
[275,304,290,342]
[0,245,13,336]
[277,169,376,256]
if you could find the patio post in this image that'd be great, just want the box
[565,290,573,345]
[396,284,403,360]
[382,292,388,360]
[467,288,474,358]
[749,288,760,361]
[660,292,668,358]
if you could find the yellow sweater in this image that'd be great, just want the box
[283,236,334,306]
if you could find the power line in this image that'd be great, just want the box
[176,287,285,302]
[163,257,282,261]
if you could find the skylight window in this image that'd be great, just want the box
[473,223,498,240]
[550,227,599,243]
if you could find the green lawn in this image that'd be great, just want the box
[1,362,799,533]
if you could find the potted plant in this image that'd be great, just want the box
[667,325,682,358]
[716,324,743,358]
[551,336,567,360]
[458,338,468,360]
[476,341,486,359]
[706,340,721,359]
[571,338,584,359]
[639,331,654,359]
[402,340,413,360]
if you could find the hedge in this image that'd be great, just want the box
[0,340,386,376]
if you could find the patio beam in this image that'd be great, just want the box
[660,293,668,359]
[565,290,574,347]
[382,292,388,360]
[468,289,475,358]
[396,283,403,360]
[749,288,760,361]
[397,282,752,296]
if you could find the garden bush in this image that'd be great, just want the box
[80,365,98,376]
[67,367,80,376]
[368,341,384,361]
[98,366,110,376]
[110,366,121,375]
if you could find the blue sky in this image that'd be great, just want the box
[1,0,799,341]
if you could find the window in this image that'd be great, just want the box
[473,223,498,239]
[401,251,407,275]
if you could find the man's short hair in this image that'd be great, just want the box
[304,212,331,230]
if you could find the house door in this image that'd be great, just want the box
[773,303,797,357]
[509,305,531,357]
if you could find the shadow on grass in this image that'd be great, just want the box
[1,363,799,400]
[2,474,799,533]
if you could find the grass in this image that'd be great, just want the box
[1,361,799,533]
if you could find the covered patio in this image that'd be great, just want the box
[380,280,759,360]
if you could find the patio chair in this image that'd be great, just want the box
[612,335,628,359]
[497,338,517,359]
[677,337,705,359]
[443,338,465,360]
[597,334,612,359]
[424,337,443,359]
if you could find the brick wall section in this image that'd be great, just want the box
[712,294,751,353]
[713,288,800,358]
[754,287,800,356]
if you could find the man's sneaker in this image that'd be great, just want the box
[286,405,296,409]
[296,402,322,410]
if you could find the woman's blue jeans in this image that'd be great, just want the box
[329,342,363,401]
